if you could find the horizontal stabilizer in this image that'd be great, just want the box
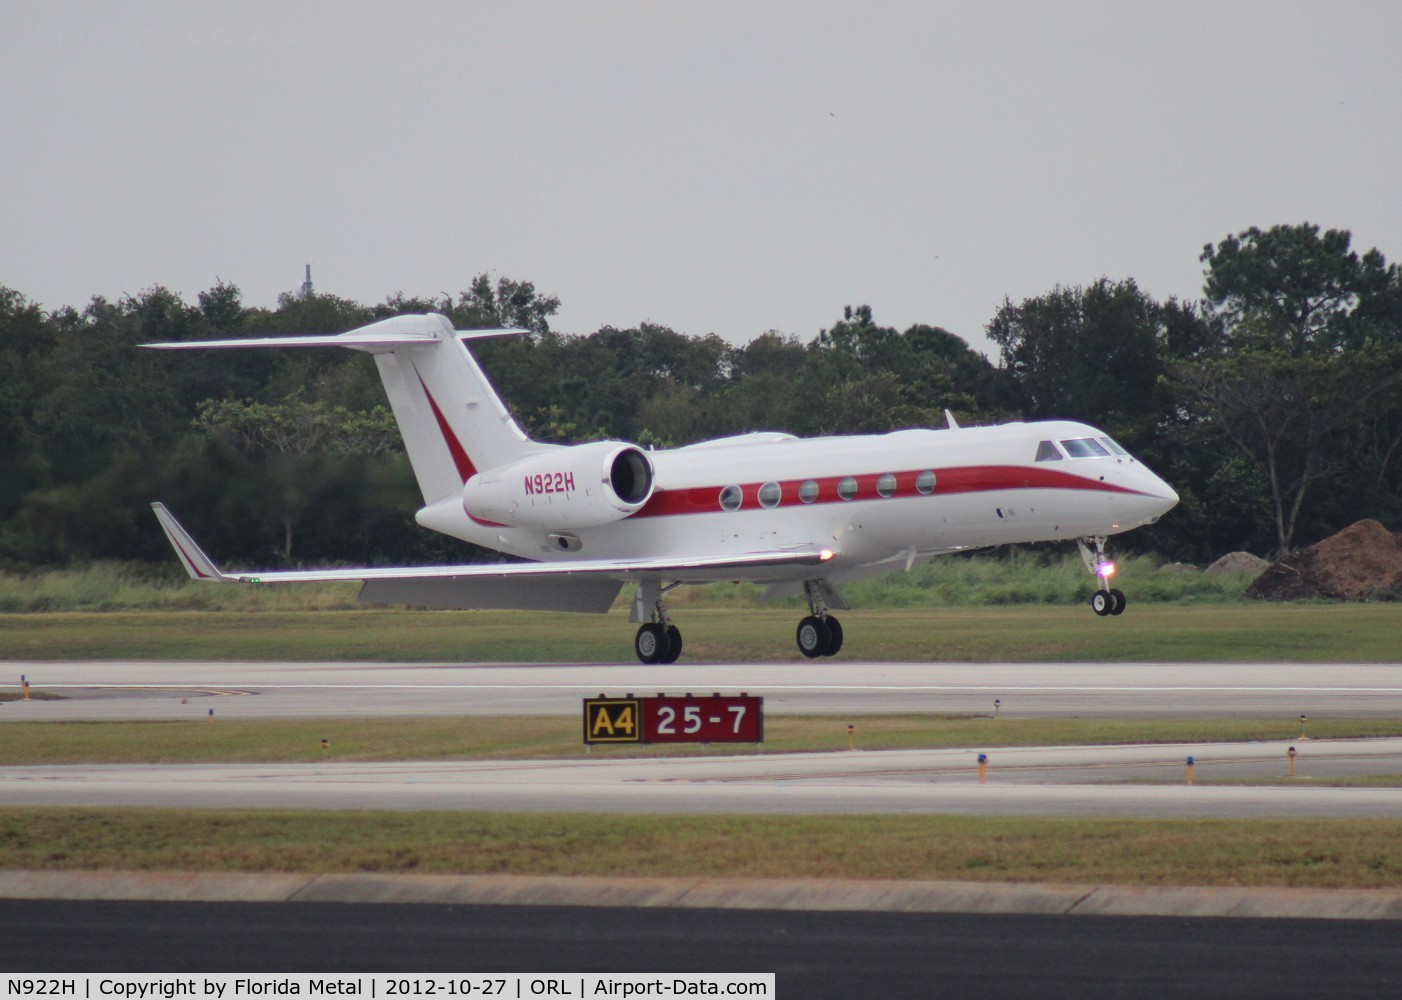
[144,333,434,351]
[141,329,529,353]
[141,312,529,353]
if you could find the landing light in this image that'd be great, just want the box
[819,548,835,561]
[1097,561,1116,580]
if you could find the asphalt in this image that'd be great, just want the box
[7,899,1399,998]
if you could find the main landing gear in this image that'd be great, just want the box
[630,578,849,663]
[632,580,682,664]
[1079,535,1126,617]
[634,620,682,664]
[796,580,844,658]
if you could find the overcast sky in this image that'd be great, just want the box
[3,1,1399,356]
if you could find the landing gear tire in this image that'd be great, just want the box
[1091,590,1127,617]
[821,615,844,656]
[635,622,671,664]
[662,625,683,664]
[796,615,832,659]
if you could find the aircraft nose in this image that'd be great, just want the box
[1151,476,1180,514]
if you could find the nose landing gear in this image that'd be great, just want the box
[1089,588,1125,616]
[1079,536,1126,616]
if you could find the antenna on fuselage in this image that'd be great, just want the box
[944,409,960,430]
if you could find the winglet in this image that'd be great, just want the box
[944,409,961,430]
[150,503,231,582]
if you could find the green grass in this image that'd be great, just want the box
[1,807,1399,888]
[0,562,362,613]
[2,716,1397,765]
[4,602,1402,662]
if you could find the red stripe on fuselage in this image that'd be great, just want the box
[414,368,477,483]
[631,465,1145,519]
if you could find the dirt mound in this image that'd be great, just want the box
[1244,520,1402,601]
[1206,551,1269,575]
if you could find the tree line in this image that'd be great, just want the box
[2,223,1399,570]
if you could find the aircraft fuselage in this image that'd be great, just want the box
[416,419,1178,586]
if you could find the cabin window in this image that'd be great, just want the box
[837,476,858,501]
[876,473,897,498]
[1060,438,1111,458]
[915,470,936,494]
[799,480,819,503]
[1035,440,1064,462]
[719,485,743,511]
[758,481,782,508]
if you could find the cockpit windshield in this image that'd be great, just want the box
[1060,438,1112,458]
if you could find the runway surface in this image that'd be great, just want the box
[8,899,1400,999]
[7,659,1402,719]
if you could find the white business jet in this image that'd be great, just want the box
[146,313,1178,662]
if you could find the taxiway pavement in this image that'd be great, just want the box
[3,739,1401,817]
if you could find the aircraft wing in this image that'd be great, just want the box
[152,503,836,613]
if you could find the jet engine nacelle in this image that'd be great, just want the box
[462,441,655,528]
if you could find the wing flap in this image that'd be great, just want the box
[359,577,623,613]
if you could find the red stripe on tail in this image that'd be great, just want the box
[414,368,477,483]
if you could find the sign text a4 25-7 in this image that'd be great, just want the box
[583,695,763,745]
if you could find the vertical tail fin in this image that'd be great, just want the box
[143,312,548,505]
[370,315,549,502]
